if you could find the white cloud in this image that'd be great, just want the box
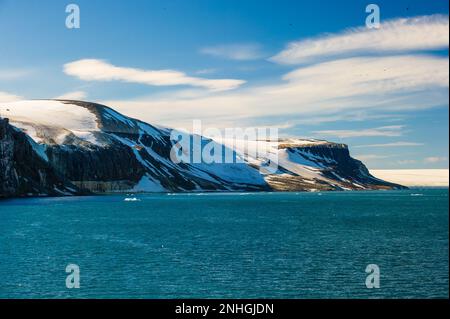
[271,15,449,64]
[424,156,448,163]
[200,43,265,60]
[102,54,448,130]
[313,126,404,138]
[55,91,87,100]
[0,91,22,103]
[64,59,245,91]
[354,141,424,148]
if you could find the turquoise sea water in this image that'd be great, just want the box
[0,189,448,299]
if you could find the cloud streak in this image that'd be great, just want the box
[0,69,34,80]
[200,43,265,60]
[313,126,404,138]
[64,59,245,91]
[103,54,448,130]
[424,156,448,163]
[353,154,391,161]
[271,15,449,64]
[354,141,424,148]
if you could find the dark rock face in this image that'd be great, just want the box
[0,118,83,198]
[1,100,406,198]
[268,143,405,191]
[49,100,269,193]
[305,145,396,189]
[45,143,145,184]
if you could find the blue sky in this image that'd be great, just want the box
[0,0,448,169]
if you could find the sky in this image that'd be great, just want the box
[0,0,448,169]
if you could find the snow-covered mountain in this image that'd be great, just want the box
[0,100,404,197]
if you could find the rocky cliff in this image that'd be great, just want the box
[265,142,401,191]
[0,117,83,198]
[0,100,405,198]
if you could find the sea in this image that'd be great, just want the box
[0,189,448,299]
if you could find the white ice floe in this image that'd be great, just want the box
[124,197,141,202]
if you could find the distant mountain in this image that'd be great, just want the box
[0,100,405,198]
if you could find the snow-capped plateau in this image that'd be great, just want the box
[0,100,405,198]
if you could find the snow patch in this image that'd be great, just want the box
[1,100,99,131]
[131,175,166,192]
[1,100,101,145]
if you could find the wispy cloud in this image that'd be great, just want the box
[397,159,418,165]
[424,156,448,163]
[200,43,265,60]
[0,68,34,80]
[313,126,404,138]
[353,154,391,161]
[354,141,424,148]
[103,54,448,130]
[271,15,449,64]
[64,59,245,91]
[0,91,22,103]
[55,91,87,100]
[87,14,448,135]
[195,68,218,75]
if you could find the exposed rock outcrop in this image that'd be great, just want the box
[266,143,402,191]
[0,100,406,198]
[0,117,84,198]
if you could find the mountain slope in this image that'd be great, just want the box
[0,117,84,198]
[217,137,403,191]
[0,100,404,197]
